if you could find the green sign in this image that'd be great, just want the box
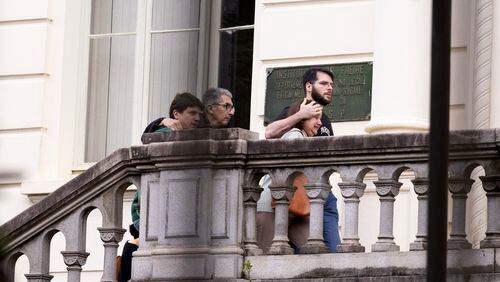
[264,62,373,124]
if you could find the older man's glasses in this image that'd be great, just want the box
[213,103,235,111]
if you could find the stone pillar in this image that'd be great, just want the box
[409,178,429,251]
[61,251,89,282]
[365,0,431,134]
[301,183,331,254]
[98,227,125,282]
[491,0,500,127]
[24,274,54,282]
[242,184,264,256]
[448,178,473,249]
[336,182,366,253]
[472,0,494,130]
[479,175,500,248]
[371,179,402,252]
[267,184,295,255]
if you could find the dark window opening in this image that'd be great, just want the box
[218,0,255,130]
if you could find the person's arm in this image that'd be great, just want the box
[160,118,182,131]
[264,99,322,139]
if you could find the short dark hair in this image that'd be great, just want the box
[129,224,139,239]
[287,99,315,130]
[169,92,204,119]
[302,68,335,92]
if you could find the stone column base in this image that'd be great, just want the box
[244,246,263,256]
[447,238,472,250]
[371,242,400,252]
[336,243,365,253]
[479,237,500,248]
[300,242,330,254]
[25,273,54,282]
[267,244,294,255]
[409,240,427,251]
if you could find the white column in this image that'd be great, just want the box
[467,0,493,248]
[365,0,431,134]
[490,0,500,127]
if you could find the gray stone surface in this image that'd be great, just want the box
[247,249,496,280]
[1,128,499,281]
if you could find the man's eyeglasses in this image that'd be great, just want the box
[213,103,235,111]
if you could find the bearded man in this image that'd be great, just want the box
[265,68,334,138]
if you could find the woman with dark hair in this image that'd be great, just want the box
[257,99,341,253]
[283,99,323,138]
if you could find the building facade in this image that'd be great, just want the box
[1,0,500,280]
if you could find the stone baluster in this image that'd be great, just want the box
[267,184,295,255]
[60,251,89,282]
[371,179,402,252]
[242,184,264,256]
[301,182,331,254]
[337,182,366,253]
[24,235,53,282]
[447,178,473,249]
[409,178,429,251]
[98,227,125,282]
[478,175,500,248]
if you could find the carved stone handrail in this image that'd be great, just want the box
[0,128,499,281]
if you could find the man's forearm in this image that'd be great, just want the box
[264,114,303,139]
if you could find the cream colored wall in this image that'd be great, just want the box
[249,0,482,251]
[0,0,498,279]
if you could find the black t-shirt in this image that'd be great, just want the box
[274,106,333,137]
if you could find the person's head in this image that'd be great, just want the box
[302,68,335,106]
[288,99,323,137]
[202,88,235,128]
[169,92,204,129]
[129,223,139,239]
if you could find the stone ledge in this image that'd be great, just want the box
[141,128,258,144]
[246,249,496,280]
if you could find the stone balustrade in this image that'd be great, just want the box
[0,128,499,281]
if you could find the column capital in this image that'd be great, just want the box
[304,183,331,200]
[269,185,294,202]
[373,179,402,197]
[411,178,429,195]
[61,251,90,268]
[479,175,500,192]
[242,185,263,203]
[338,182,366,199]
[448,178,474,194]
[97,227,126,243]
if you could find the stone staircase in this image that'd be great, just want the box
[1,128,499,281]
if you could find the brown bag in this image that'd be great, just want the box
[288,174,310,217]
[272,174,310,217]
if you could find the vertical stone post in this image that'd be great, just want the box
[447,178,473,249]
[24,235,53,282]
[61,251,89,282]
[409,178,429,251]
[337,182,366,253]
[242,184,264,256]
[479,175,500,248]
[98,227,125,282]
[267,185,295,255]
[301,183,331,254]
[371,179,402,252]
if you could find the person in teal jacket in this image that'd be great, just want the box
[132,92,204,231]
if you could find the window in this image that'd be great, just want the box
[85,0,137,162]
[83,0,255,162]
[218,0,255,129]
